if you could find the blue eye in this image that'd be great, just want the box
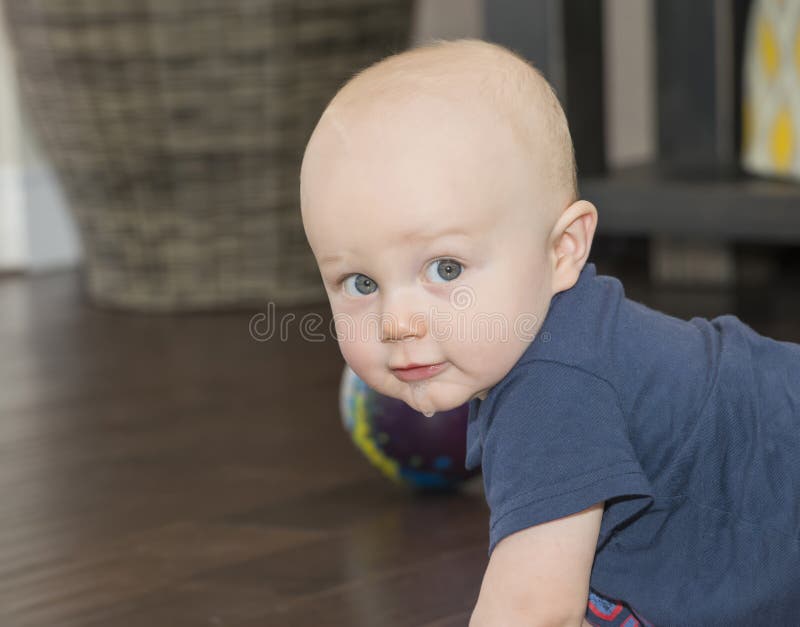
[426,258,463,283]
[343,273,378,296]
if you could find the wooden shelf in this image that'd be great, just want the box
[581,165,800,243]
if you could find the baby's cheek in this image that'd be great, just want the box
[337,337,370,372]
[335,323,386,387]
[341,344,402,401]
[458,319,530,379]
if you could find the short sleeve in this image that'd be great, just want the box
[475,361,654,556]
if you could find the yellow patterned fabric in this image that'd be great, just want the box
[742,0,800,179]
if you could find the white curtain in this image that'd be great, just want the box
[0,10,81,273]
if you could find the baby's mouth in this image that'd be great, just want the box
[390,361,448,383]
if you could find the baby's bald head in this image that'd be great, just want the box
[301,39,578,231]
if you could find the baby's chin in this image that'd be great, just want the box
[357,368,477,415]
[388,378,475,416]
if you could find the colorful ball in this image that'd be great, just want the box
[339,365,481,491]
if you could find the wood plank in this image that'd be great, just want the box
[2,260,799,625]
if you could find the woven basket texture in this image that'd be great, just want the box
[3,0,413,311]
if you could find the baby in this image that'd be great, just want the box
[299,39,800,626]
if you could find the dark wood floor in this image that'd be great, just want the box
[2,247,799,627]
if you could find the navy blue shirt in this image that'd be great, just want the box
[466,263,800,625]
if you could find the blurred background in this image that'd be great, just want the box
[5,1,800,314]
[1,1,799,626]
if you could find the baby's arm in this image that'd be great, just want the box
[469,501,604,627]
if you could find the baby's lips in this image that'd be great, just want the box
[391,361,448,382]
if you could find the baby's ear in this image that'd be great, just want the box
[551,200,598,294]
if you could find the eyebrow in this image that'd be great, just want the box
[412,227,470,242]
[319,254,343,266]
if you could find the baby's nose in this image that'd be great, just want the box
[381,317,423,342]
[380,295,427,343]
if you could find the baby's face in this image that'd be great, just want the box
[302,96,557,414]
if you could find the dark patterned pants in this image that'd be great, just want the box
[585,589,655,627]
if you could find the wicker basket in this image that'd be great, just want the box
[3,0,412,311]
